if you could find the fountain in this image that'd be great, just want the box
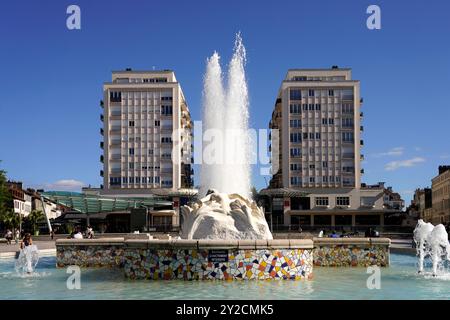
[413,219,450,276]
[15,245,39,274]
[180,34,272,241]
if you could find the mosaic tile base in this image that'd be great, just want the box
[123,249,313,280]
[56,245,124,268]
[313,245,389,267]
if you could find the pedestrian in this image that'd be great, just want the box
[5,229,13,245]
[20,233,33,249]
[15,229,20,244]
[50,230,55,240]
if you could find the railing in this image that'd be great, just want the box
[269,224,415,235]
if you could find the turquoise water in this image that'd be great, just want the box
[0,254,449,300]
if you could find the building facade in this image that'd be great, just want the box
[430,166,450,224]
[263,67,403,229]
[101,69,194,194]
[269,67,362,190]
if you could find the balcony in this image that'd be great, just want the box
[110,168,121,174]
[110,111,121,117]
[110,139,121,146]
[360,169,365,174]
[110,154,121,161]
[100,142,104,149]
[360,112,363,118]
[360,140,364,146]
[100,155,104,163]
[360,126,364,132]
[360,154,365,160]
[100,114,104,122]
[110,126,121,133]
[360,98,364,104]
[100,170,104,177]
[342,153,355,159]
[99,100,104,109]
[100,128,104,136]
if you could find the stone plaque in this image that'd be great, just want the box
[208,249,229,263]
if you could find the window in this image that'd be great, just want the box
[290,177,301,185]
[136,177,141,184]
[342,118,354,127]
[315,197,329,206]
[308,104,314,111]
[303,133,308,139]
[302,104,308,111]
[161,105,173,115]
[315,132,321,139]
[109,177,121,186]
[323,176,328,183]
[315,104,321,111]
[129,148,134,155]
[290,163,301,171]
[289,104,301,114]
[342,132,354,142]
[161,137,172,143]
[323,161,328,168]
[308,89,315,97]
[309,177,315,183]
[148,149,154,155]
[290,148,301,157]
[342,103,354,114]
[328,90,334,96]
[309,133,314,139]
[155,176,160,183]
[290,132,301,143]
[129,177,134,184]
[309,164,315,169]
[129,121,135,127]
[155,120,160,126]
[290,119,301,127]
[290,89,302,100]
[336,196,350,206]
[129,163,134,169]
[329,118,334,125]
[322,118,328,125]
[122,177,128,184]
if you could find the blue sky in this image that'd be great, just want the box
[0,0,449,205]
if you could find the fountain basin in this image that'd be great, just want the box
[56,238,391,280]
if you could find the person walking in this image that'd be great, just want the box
[5,229,13,245]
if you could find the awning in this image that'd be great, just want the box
[40,191,173,214]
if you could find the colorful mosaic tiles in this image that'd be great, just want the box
[313,244,389,267]
[123,248,313,280]
[55,238,391,280]
[56,245,124,268]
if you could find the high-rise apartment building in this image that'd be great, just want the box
[269,67,362,189]
[100,69,193,195]
[263,67,403,228]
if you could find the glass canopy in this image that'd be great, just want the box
[40,191,173,214]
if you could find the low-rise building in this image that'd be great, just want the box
[430,166,450,224]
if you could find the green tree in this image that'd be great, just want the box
[27,210,45,236]
[0,209,21,231]
[0,161,12,215]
